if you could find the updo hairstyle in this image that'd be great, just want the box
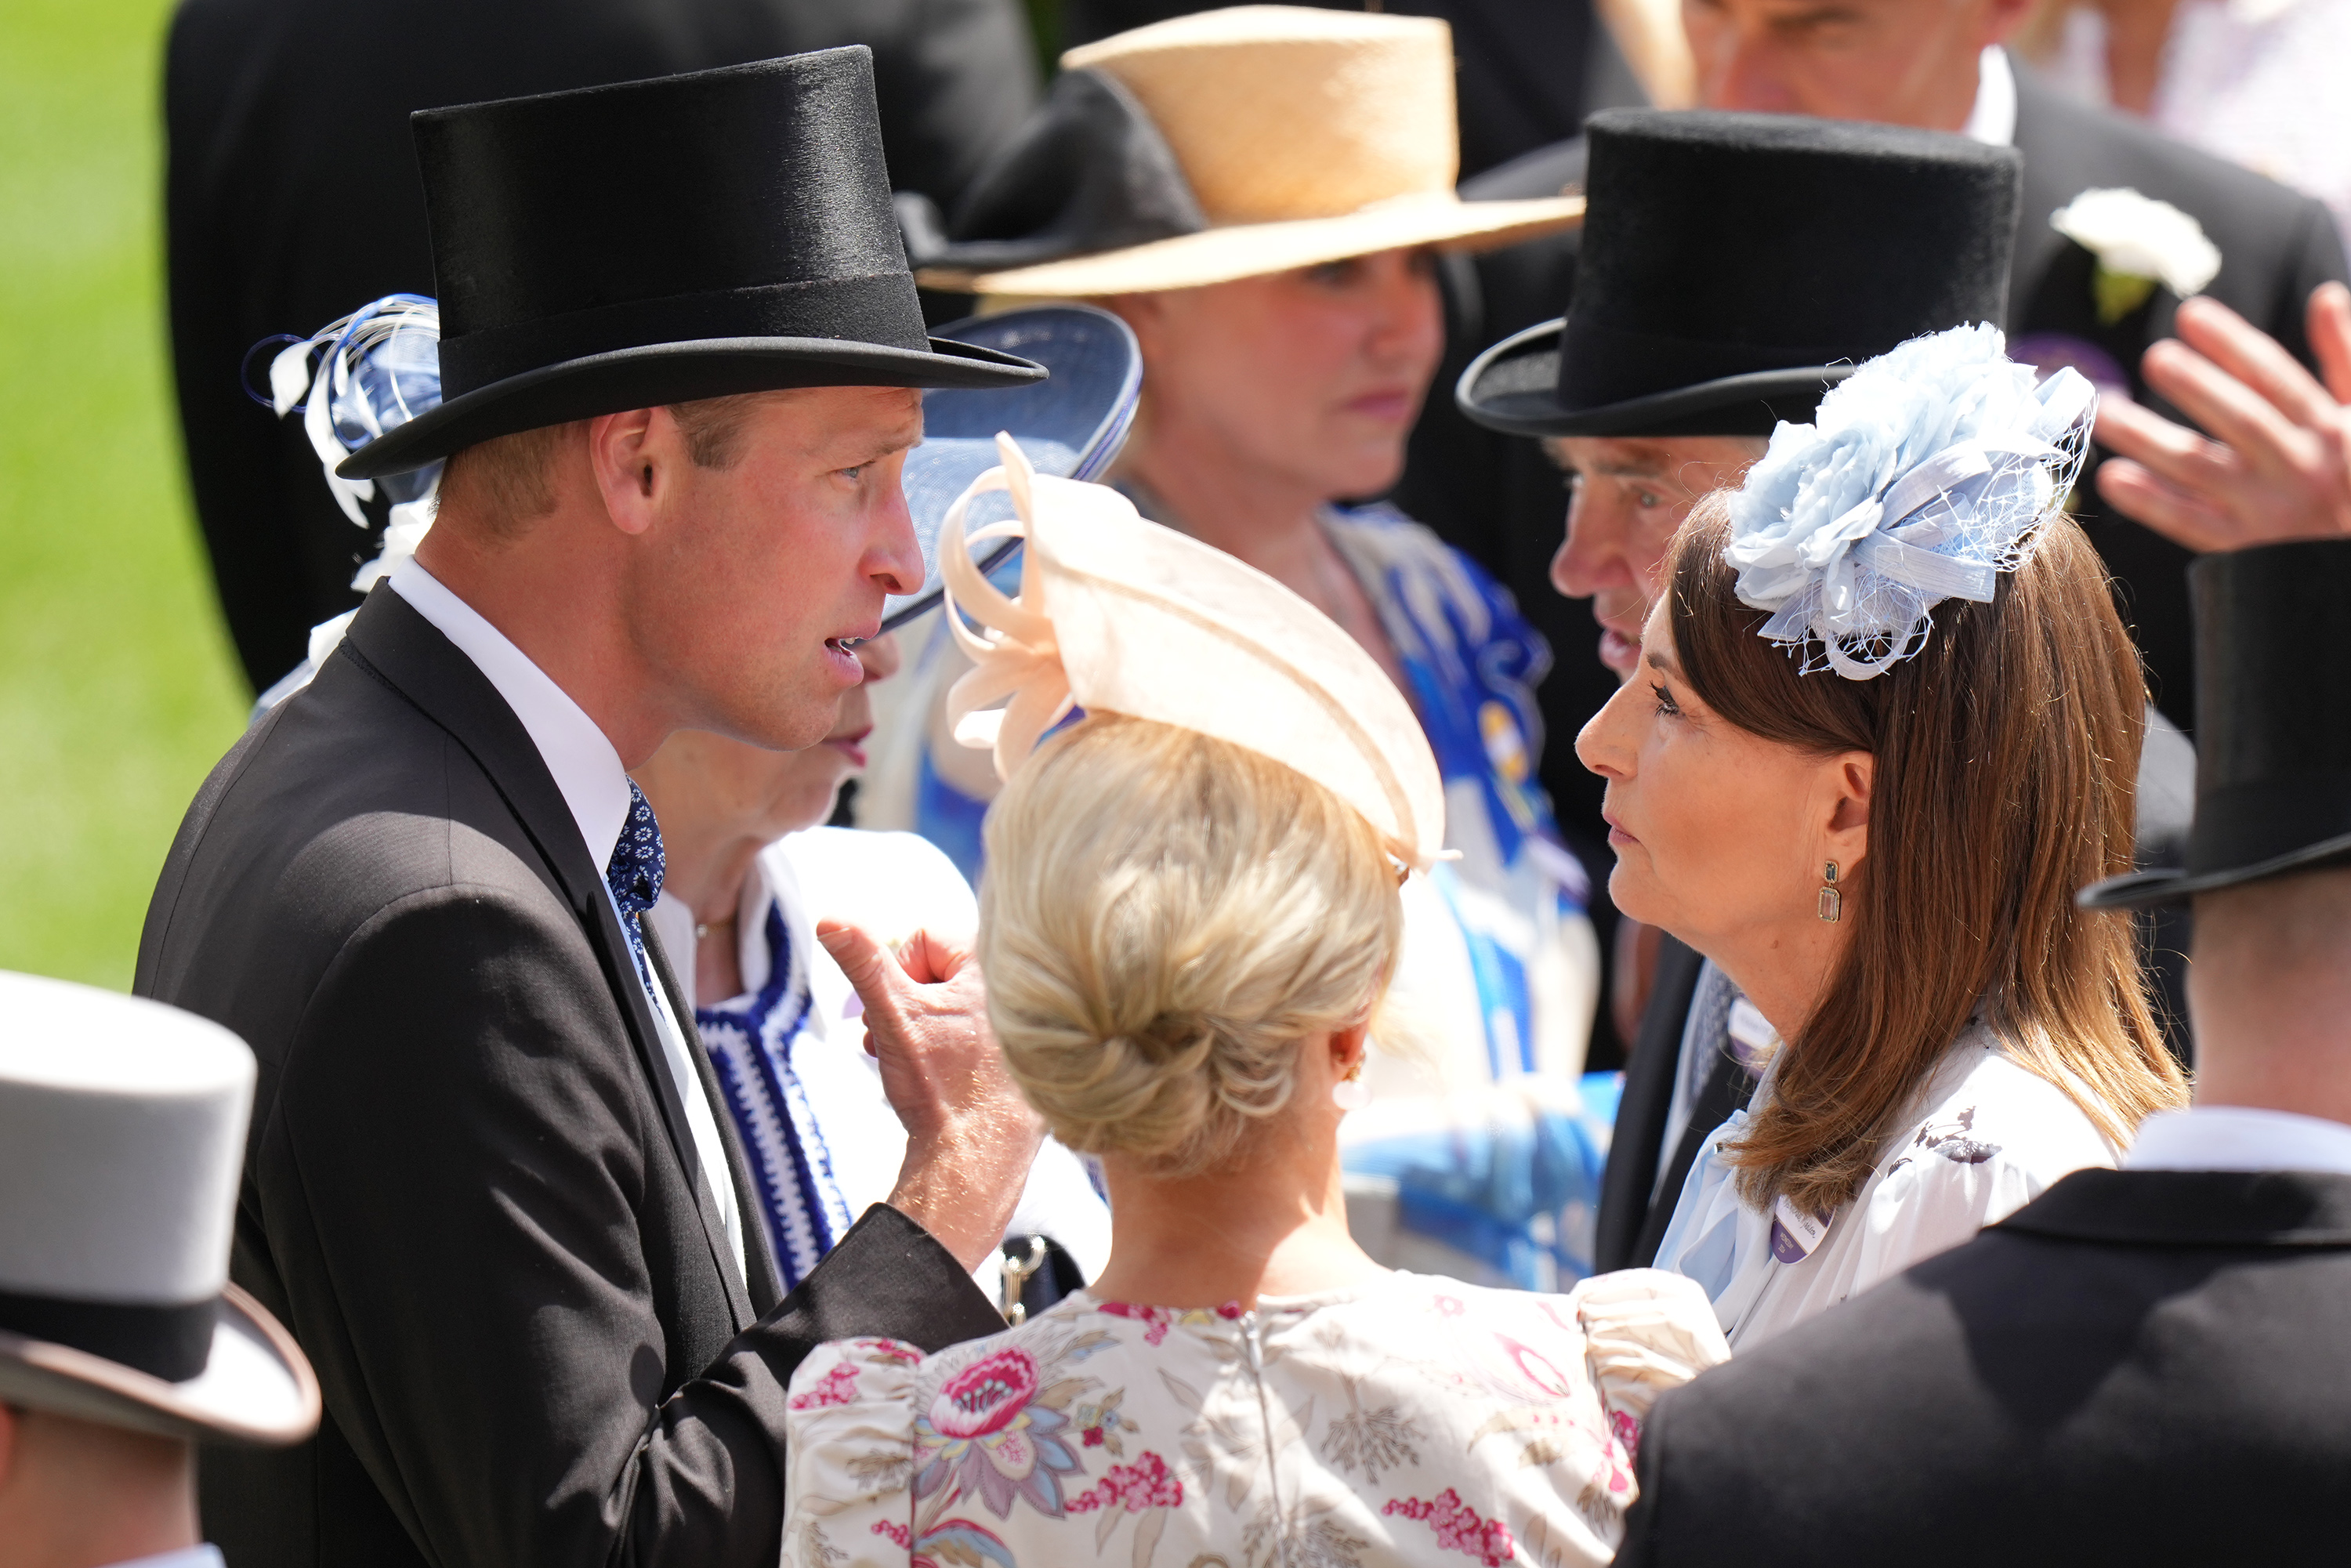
[978,713,1404,1175]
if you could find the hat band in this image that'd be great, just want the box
[2183,773,2351,878]
[439,272,933,399]
[0,1287,216,1383]
[1556,312,1879,415]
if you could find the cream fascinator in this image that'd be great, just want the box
[939,435,1447,872]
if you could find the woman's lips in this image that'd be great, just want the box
[1603,811,1639,848]
[1345,389,1414,422]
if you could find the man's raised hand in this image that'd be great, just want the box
[815,922,1044,1272]
[2095,284,2351,552]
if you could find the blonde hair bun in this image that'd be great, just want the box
[980,714,1404,1174]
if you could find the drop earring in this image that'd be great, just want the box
[1818,860,1842,923]
[1331,1059,1371,1111]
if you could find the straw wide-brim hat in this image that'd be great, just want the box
[916,6,1583,298]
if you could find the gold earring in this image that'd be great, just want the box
[1818,860,1842,923]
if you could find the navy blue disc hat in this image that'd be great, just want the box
[336,48,1044,480]
[1456,110,2023,440]
[2080,538,2351,909]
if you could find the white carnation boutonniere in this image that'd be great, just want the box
[2052,188,2222,326]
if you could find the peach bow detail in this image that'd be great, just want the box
[940,434,1076,781]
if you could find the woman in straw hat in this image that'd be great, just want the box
[871,5,1607,1293]
[781,440,1727,1568]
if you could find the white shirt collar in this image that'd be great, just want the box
[2128,1105,2351,1176]
[386,559,632,871]
[1962,45,2018,147]
[107,1548,226,1568]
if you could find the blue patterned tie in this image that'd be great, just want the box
[606,782,666,984]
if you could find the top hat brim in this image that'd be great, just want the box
[918,195,1582,299]
[0,1283,321,1447]
[1458,317,1853,440]
[2076,827,2351,911]
[882,304,1143,633]
[339,334,1045,480]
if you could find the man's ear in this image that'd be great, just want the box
[586,407,670,537]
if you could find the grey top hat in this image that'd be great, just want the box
[0,972,320,1445]
[2081,539,2351,909]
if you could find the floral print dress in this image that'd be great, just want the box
[781,1269,1728,1568]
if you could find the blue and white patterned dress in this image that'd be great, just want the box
[860,505,1607,1291]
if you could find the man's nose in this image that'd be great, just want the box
[1704,35,1798,113]
[870,484,924,599]
[1552,499,1622,599]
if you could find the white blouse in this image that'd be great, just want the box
[1654,1021,2122,1349]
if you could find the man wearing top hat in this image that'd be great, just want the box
[135,49,1052,1566]
[0,972,321,1567]
[1453,108,2197,1276]
[1610,290,2351,1567]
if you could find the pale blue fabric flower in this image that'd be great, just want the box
[1724,323,2095,679]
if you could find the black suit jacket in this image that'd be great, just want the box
[165,0,1041,694]
[1592,936,1759,1273]
[1615,1165,2351,1566]
[1396,65,2350,849]
[136,588,1005,1567]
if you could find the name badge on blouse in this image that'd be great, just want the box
[1769,1196,1831,1264]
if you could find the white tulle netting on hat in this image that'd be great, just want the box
[1723,322,2096,680]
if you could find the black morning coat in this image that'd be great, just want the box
[1613,1166,2351,1566]
[1398,62,2351,861]
[135,588,1007,1567]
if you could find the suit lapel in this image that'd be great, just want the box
[339,587,762,1324]
[1593,935,1705,1273]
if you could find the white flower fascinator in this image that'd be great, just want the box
[938,435,1449,872]
[1723,323,2096,680]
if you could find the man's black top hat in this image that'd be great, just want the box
[2081,539,2351,910]
[341,49,1044,480]
[1457,110,2022,440]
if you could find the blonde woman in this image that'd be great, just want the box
[781,447,1726,1567]
[875,4,1603,1291]
[1578,326,2190,1349]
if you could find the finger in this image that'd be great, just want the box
[2094,394,2240,494]
[2093,457,2239,552]
[895,927,978,987]
[2173,295,2338,430]
[2138,337,2314,481]
[815,921,911,1030]
[2309,281,2351,407]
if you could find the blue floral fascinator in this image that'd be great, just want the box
[1724,323,2096,680]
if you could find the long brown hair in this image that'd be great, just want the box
[1668,498,2188,1215]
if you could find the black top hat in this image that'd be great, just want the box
[1458,110,2022,439]
[2081,540,2351,910]
[341,49,1044,480]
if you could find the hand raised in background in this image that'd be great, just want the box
[2096,284,2351,553]
[816,922,1044,1273]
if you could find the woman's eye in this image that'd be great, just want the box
[1635,489,1663,509]
[1650,681,1683,718]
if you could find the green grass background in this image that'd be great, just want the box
[0,0,249,990]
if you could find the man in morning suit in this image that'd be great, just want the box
[1451,110,2197,1273]
[135,51,1052,1566]
[166,0,1045,697]
[1613,288,2351,1566]
[1398,0,2348,891]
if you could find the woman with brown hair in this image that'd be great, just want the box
[1577,324,2190,1348]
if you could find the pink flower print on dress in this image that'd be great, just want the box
[870,1520,911,1548]
[1095,1300,1239,1345]
[912,1346,1082,1519]
[788,1360,860,1410]
[1066,1450,1184,1514]
[1384,1489,1516,1567]
[852,1338,926,1367]
[1608,1408,1642,1471]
